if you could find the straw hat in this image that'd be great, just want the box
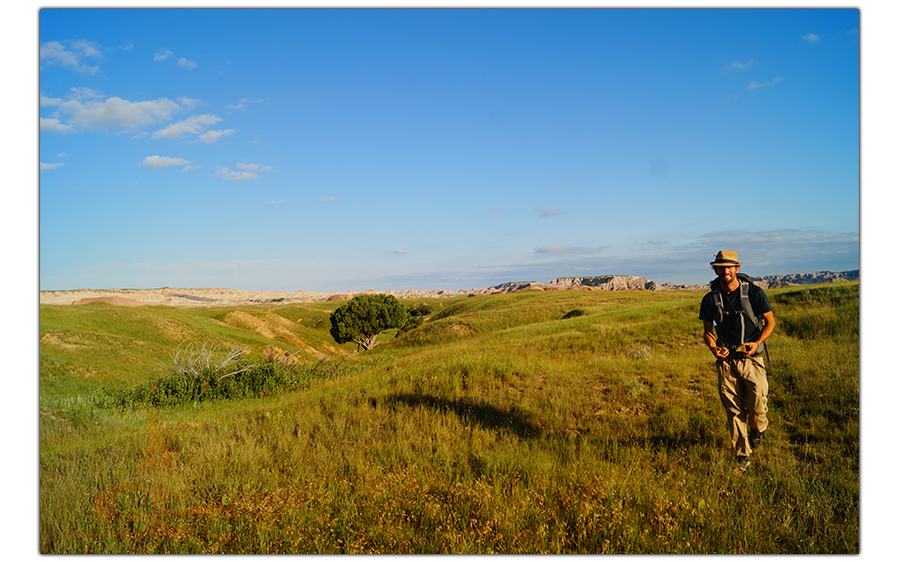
[710,250,742,267]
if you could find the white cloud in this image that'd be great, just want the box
[747,77,783,90]
[40,117,76,134]
[71,40,101,58]
[535,245,573,254]
[226,98,265,110]
[393,249,410,255]
[142,155,191,169]
[178,57,198,70]
[39,40,101,74]
[152,114,221,140]
[320,196,339,202]
[176,97,202,111]
[198,129,236,143]
[154,49,173,62]
[802,33,821,42]
[236,162,274,172]
[534,245,599,255]
[68,87,103,100]
[216,167,259,181]
[264,200,287,205]
[534,208,562,217]
[53,96,188,132]
[725,60,753,71]
[40,162,65,171]
[40,92,63,107]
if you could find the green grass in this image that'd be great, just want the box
[39,283,859,553]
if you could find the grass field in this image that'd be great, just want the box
[38,283,859,553]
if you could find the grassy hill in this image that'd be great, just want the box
[39,283,859,553]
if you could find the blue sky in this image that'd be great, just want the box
[38,7,860,292]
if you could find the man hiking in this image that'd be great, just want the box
[699,251,776,472]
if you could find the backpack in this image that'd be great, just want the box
[709,273,768,354]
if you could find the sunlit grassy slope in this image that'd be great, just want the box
[39,283,859,554]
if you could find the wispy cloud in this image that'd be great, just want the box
[534,245,605,256]
[39,40,102,74]
[40,117,76,134]
[748,77,782,90]
[40,162,65,171]
[152,114,222,140]
[236,162,274,172]
[68,87,104,100]
[141,155,191,169]
[198,129,236,143]
[213,162,275,181]
[264,199,287,205]
[216,167,259,181]
[725,60,754,71]
[43,93,195,132]
[393,249,410,255]
[154,49,173,62]
[178,57,198,70]
[534,208,562,217]
[802,33,820,42]
[40,92,63,107]
[471,228,858,288]
[535,245,579,255]
[226,97,266,110]
[320,196,339,202]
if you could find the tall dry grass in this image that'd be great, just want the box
[40,284,859,553]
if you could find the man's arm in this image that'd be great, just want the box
[703,320,731,359]
[743,311,775,356]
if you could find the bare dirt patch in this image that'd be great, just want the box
[222,311,329,360]
[41,333,83,350]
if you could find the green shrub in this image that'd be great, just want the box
[98,343,359,409]
[330,294,409,350]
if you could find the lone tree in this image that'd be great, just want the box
[329,294,409,351]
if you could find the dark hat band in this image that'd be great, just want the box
[710,259,740,266]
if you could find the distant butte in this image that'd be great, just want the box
[39,270,859,308]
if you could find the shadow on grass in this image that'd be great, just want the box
[385,393,542,440]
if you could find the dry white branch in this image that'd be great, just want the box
[162,339,254,378]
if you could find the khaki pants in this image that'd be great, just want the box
[717,355,768,457]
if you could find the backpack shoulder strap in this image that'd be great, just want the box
[739,281,766,331]
[709,279,725,324]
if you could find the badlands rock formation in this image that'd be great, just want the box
[39,270,858,308]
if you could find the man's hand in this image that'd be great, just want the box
[711,346,731,359]
[742,341,760,356]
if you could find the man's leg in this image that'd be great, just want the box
[739,356,769,439]
[718,359,751,458]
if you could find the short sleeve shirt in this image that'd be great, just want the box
[699,282,772,347]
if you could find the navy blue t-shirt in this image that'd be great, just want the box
[699,282,772,347]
